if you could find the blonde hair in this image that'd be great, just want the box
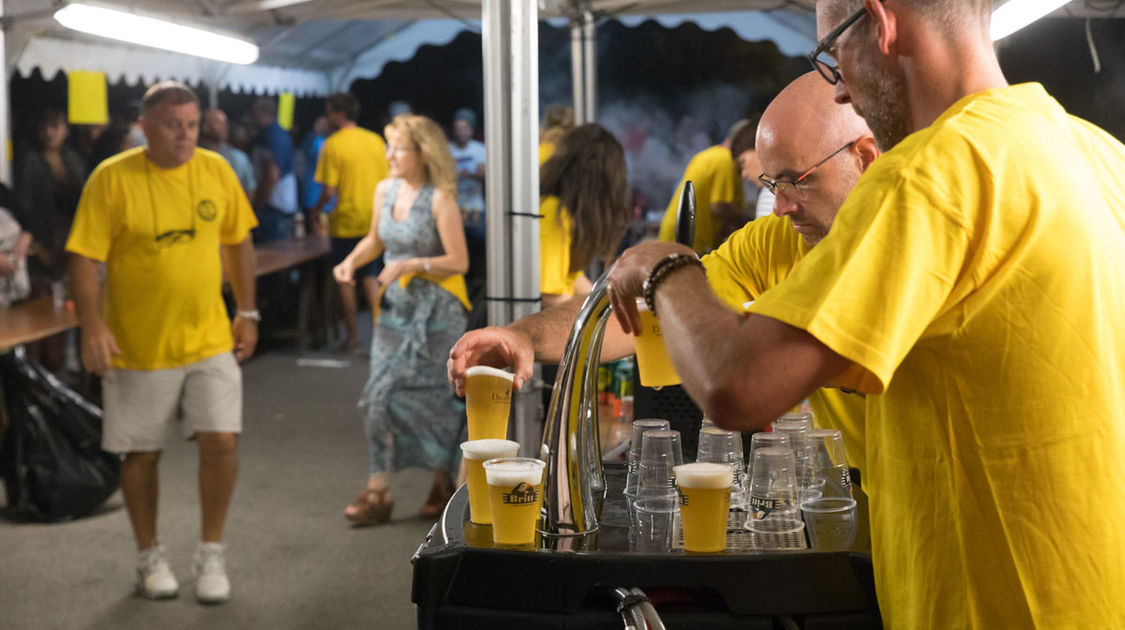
[385,114,457,194]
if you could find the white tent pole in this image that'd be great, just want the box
[582,10,596,122]
[510,0,540,325]
[570,18,585,124]
[482,0,513,327]
[0,0,10,186]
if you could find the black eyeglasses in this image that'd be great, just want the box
[807,3,873,85]
[146,160,197,246]
[758,141,855,198]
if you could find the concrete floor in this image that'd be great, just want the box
[1,342,441,630]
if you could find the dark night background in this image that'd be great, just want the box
[9,16,1125,206]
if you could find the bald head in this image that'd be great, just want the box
[200,108,228,147]
[757,72,870,168]
[755,72,878,246]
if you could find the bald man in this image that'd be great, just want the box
[446,73,874,469]
[199,108,256,197]
[601,0,1125,626]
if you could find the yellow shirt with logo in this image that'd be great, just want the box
[66,147,257,371]
[750,83,1125,628]
[539,195,581,297]
[314,126,389,238]
[703,214,867,472]
[658,145,743,253]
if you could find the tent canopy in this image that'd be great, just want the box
[7,0,1114,96]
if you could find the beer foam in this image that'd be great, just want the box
[461,439,520,460]
[466,366,515,381]
[674,462,733,489]
[484,458,545,486]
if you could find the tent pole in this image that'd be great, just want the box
[582,11,596,122]
[570,18,585,123]
[482,0,513,328]
[0,0,10,186]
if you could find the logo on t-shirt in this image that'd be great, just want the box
[197,199,218,222]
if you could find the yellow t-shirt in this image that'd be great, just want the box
[751,83,1125,629]
[658,145,743,253]
[539,195,580,297]
[703,215,867,472]
[538,142,555,166]
[66,147,258,370]
[314,126,389,238]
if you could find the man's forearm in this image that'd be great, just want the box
[309,186,336,230]
[508,294,635,364]
[70,254,104,329]
[222,238,257,311]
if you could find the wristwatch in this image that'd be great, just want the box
[423,257,432,272]
[236,309,262,322]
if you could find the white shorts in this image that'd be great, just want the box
[101,352,242,454]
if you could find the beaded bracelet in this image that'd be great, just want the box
[641,252,705,317]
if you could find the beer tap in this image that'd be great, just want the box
[539,182,696,539]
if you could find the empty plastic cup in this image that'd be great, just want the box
[624,419,671,497]
[801,497,857,550]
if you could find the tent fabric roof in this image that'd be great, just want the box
[4,0,1112,95]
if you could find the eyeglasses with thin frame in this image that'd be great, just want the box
[807,4,871,85]
[758,141,855,199]
[385,144,418,157]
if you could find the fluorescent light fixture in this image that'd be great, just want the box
[991,0,1071,41]
[54,3,259,65]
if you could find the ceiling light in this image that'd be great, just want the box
[54,3,259,65]
[991,0,1071,41]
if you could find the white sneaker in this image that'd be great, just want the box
[136,544,179,599]
[192,542,231,604]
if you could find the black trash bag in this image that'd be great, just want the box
[0,347,120,521]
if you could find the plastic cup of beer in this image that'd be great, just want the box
[624,419,671,497]
[801,497,857,550]
[460,439,520,525]
[465,366,514,440]
[632,298,681,388]
[483,457,546,546]
[674,462,733,553]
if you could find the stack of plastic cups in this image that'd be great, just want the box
[772,413,821,503]
[809,428,854,500]
[630,429,683,552]
[744,446,804,535]
[696,426,746,510]
[624,419,671,498]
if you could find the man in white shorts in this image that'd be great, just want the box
[67,81,259,604]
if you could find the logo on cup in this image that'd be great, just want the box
[502,482,538,505]
[748,495,788,520]
[677,487,688,507]
[491,391,511,404]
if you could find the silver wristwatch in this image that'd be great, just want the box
[235,309,262,322]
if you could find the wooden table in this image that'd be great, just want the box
[0,296,78,352]
[248,235,332,354]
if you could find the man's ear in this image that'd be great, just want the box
[866,0,897,56]
[854,135,880,171]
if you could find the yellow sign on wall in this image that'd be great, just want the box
[68,71,109,125]
[278,92,295,130]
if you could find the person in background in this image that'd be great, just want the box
[67,81,258,605]
[388,100,412,120]
[297,116,332,225]
[538,104,574,165]
[312,93,391,353]
[249,97,299,242]
[0,185,32,307]
[200,108,256,199]
[731,115,775,220]
[448,107,487,327]
[90,122,135,169]
[538,124,632,307]
[332,114,469,525]
[656,119,747,253]
[13,107,88,292]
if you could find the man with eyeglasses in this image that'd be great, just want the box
[312,92,391,354]
[604,0,1125,627]
[447,73,874,473]
[67,81,259,605]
